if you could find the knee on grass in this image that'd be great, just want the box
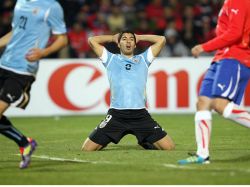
[154,137,175,150]
[81,138,103,151]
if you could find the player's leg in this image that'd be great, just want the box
[179,59,250,164]
[178,100,212,165]
[0,108,37,169]
[0,101,29,147]
[0,70,37,169]
[133,109,175,150]
[195,96,212,159]
[190,64,216,162]
[82,110,126,151]
[178,63,216,164]
[191,61,226,163]
[223,102,250,128]
[82,137,104,151]
[81,114,112,151]
[153,134,175,150]
[186,60,241,163]
[213,98,250,128]
[211,61,250,128]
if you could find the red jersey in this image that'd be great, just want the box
[202,0,250,67]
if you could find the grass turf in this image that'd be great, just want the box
[0,114,250,184]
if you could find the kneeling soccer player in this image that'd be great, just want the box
[82,30,175,151]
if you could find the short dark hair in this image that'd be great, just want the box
[118,30,136,43]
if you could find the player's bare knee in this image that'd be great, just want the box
[196,99,207,110]
[81,138,102,151]
[169,142,175,150]
[155,136,175,150]
[81,143,98,151]
[81,146,95,151]
[81,143,89,151]
[157,143,175,151]
[164,142,175,150]
[196,97,212,110]
[211,99,228,115]
[81,139,94,151]
[211,101,222,114]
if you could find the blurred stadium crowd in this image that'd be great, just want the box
[0,0,223,58]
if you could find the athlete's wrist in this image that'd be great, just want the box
[41,48,50,58]
[112,34,119,44]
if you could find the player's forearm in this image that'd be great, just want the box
[137,35,166,57]
[136,35,166,45]
[42,34,68,57]
[88,35,116,57]
[88,35,114,46]
[0,31,12,49]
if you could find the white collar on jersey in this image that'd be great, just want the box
[119,54,135,60]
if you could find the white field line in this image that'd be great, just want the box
[15,154,111,164]
[14,154,250,174]
[162,163,250,173]
[162,164,193,169]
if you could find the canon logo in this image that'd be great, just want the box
[48,63,104,111]
[47,62,250,112]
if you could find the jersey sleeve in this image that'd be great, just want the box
[202,0,247,52]
[12,1,20,28]
[46,2,67,35]
[140,47,155,67]
[99,48,114,68]
[11,20,15,28]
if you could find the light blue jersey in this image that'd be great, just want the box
[100,47,155,109]
[0,0,66,76]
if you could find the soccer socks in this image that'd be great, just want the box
[195,111,212,159]
[0,115,29,147]
[223,102,250,128]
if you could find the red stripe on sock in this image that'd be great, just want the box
[201,120,210,142]
[201,120,209,129]
[232,109,247,114]
[199,124,205,148]
[201,120,210,144]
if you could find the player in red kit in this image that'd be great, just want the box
[178,0,250,164]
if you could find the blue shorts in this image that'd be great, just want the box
[199,59,250,105]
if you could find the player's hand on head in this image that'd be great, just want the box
[191,45,204,58]
[135,34,140,43]
[25,48,45,62]
[112,34,119,44]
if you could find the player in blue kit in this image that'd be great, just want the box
[82,30,175,151]
[0,0,67,169]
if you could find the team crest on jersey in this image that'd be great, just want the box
[132,57,139,63]
[32,8,39,15]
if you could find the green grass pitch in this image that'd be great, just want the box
[0,114,250,184]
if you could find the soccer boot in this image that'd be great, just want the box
[178,153,210,165]
[19,138,37,169]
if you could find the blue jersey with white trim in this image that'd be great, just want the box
[0,0,66,75]
[100,47,155,109]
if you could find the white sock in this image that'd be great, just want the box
[223,102,250,128]
[195,111,212,159]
